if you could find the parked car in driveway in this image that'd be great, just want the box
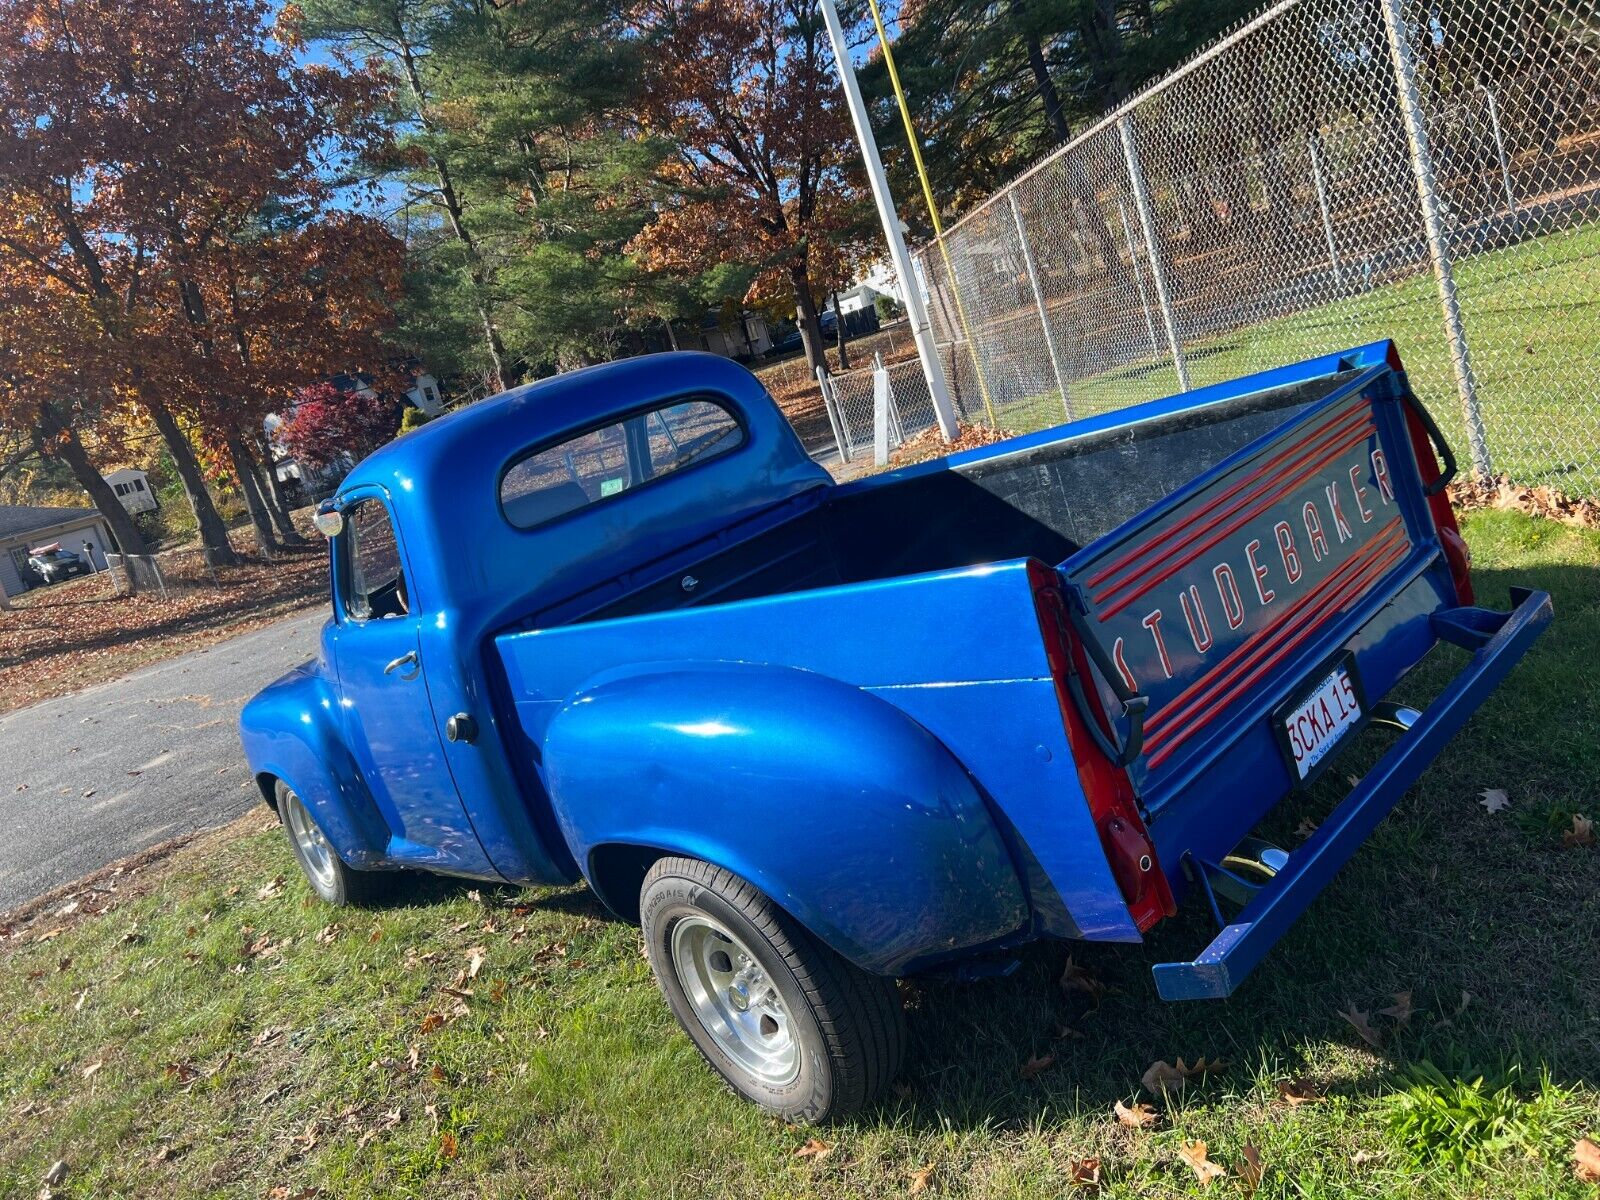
[26,544,90,585]
[239,343,1549,1123]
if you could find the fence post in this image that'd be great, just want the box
[1118,115,1190,392]
[1117,199,1163,361]
[1307,133,1344,288]
[1481,86,1518,216]
[1378,0,1492,477]
[815,365,851,463]
[1008,191,1074,421]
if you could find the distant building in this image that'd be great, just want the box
[668,311,773,361]
[0,505,113,597]
[103,467,157,515]
[830,283,888,316]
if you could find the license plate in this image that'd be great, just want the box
[1280,660,1363,781]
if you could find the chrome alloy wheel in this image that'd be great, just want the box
[669,914,799,1085]
[281,788,337,892]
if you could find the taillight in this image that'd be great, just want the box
[1028,560,1176,931]
[1388,346,1474,605]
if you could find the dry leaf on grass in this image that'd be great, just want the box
[1177,1140,1225,1186]
[439,1132,459,1160]
[1276,1078,1323,1106]
[907,1165,935,1194]
[1019,1053,1056,1080]
[1574,1137,1600,1183]
[1378,991,1414,1025]
[1068,1157,1101,1188]
[794,1137,833,1160]
[1114,1098,1158,1128]
[1237,1144,1264,1193]
[256,876,286,900]
[1338,1006,1383,1049]
[1563,814,1596,848]
[81,1059,103,1079]
[1142,1056,1225,1093]
[1478,788,1511,814]
[1059,956,1107,1000]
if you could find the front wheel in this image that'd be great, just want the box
[274,780,391,905]
[640,856,904,1123]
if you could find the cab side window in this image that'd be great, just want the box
[341,499,409,620]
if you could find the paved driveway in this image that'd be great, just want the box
[0,611,325,911]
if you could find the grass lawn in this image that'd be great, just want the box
[988,222,1600,495]
[2,511,1597,1199]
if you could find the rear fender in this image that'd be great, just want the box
[238,665,391,869]
[539,661,1030,976]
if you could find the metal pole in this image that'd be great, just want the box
[1307,133,1344,288]
[816,365,850,462]
[1118,199,1162,361]
[1118,115,1190,392]
[1482,86,1518,216]
[819,0,960,441]
[1008,191,1073,420]
[1379,0,1492,477]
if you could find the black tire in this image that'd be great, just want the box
[640,856,904,1123]
[273,779,392,906]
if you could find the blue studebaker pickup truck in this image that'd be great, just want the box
[240,342,1549,1121]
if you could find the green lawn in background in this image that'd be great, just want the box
[995,222,1600,494]
[0,511,1596,1199]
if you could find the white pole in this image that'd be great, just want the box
[1008,191,1073,421]
[818,0,959,441]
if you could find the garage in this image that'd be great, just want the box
[0,505,114,598]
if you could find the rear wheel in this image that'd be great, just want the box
[274,780,391,905]
[640,856,904,1123]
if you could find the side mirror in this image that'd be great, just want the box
[313,508,344,538]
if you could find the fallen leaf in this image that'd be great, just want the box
[1177,1140,1225,1186]
[43,1160,69,1186]
[430,1064,447,1085]
[254,1026,286,1047]
[439,1132,458,1160]
[1276,1078,1323,1106]
[256,876,286,900]
[1351,1149,1378,1167]
[418,1014,445,1035]
[794,1137,833,1160]
[1237,1144,1264,1193]
[1339,1006,1383,1049]
[164,1062,198,1083]
[1059,955,1106,999]
[81,1059,104,1078]
[1141,1056,1225,1093]
[1378,991,1413,1025]
[1114,1098,1158,1128]
[1018,1053,1056,1080]
[1562,814,1595,848]
[1575,1138,1600,1183]
[149,1145,178,1164]
[1478,787,1511,814]
[466,947,486,978]
[1068,1156,1101,1188]
[908,1165,935,1194]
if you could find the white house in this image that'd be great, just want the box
[0,505,113,597]
[103,467,157,515]
[671,311,773,361]
[407,371,445,417]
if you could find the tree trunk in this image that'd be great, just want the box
[226,434,279,557]
[250,432,306,545]
[831,291,851,371]
[789,263,827,376]
[1009,0,1072,145]
[663,318,680,351]
[141,390,241,568]
[35,407,147,595]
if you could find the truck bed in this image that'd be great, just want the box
[530,371,1355,629]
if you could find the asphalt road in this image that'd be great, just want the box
[0,610,325,911]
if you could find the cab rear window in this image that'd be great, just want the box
[499,397,743,530]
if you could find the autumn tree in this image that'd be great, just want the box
[625,0,872,377]
[0,0,397,567]
[279,381,402,472]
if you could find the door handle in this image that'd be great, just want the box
[383,650,420,680]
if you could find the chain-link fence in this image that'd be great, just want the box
[896,0,1600,494]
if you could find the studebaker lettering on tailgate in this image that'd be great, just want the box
[239,342,1550,1121]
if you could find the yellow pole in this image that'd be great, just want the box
[862,0,996,427]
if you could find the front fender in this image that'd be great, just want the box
[540,662,1030,975]
[238,663,391,869]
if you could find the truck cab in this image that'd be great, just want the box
[240,345,1549,1122]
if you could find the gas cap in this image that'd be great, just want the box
[445,713,478,744]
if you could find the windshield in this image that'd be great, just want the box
[33,551,77,563]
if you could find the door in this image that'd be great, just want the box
[328,493,493,873]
